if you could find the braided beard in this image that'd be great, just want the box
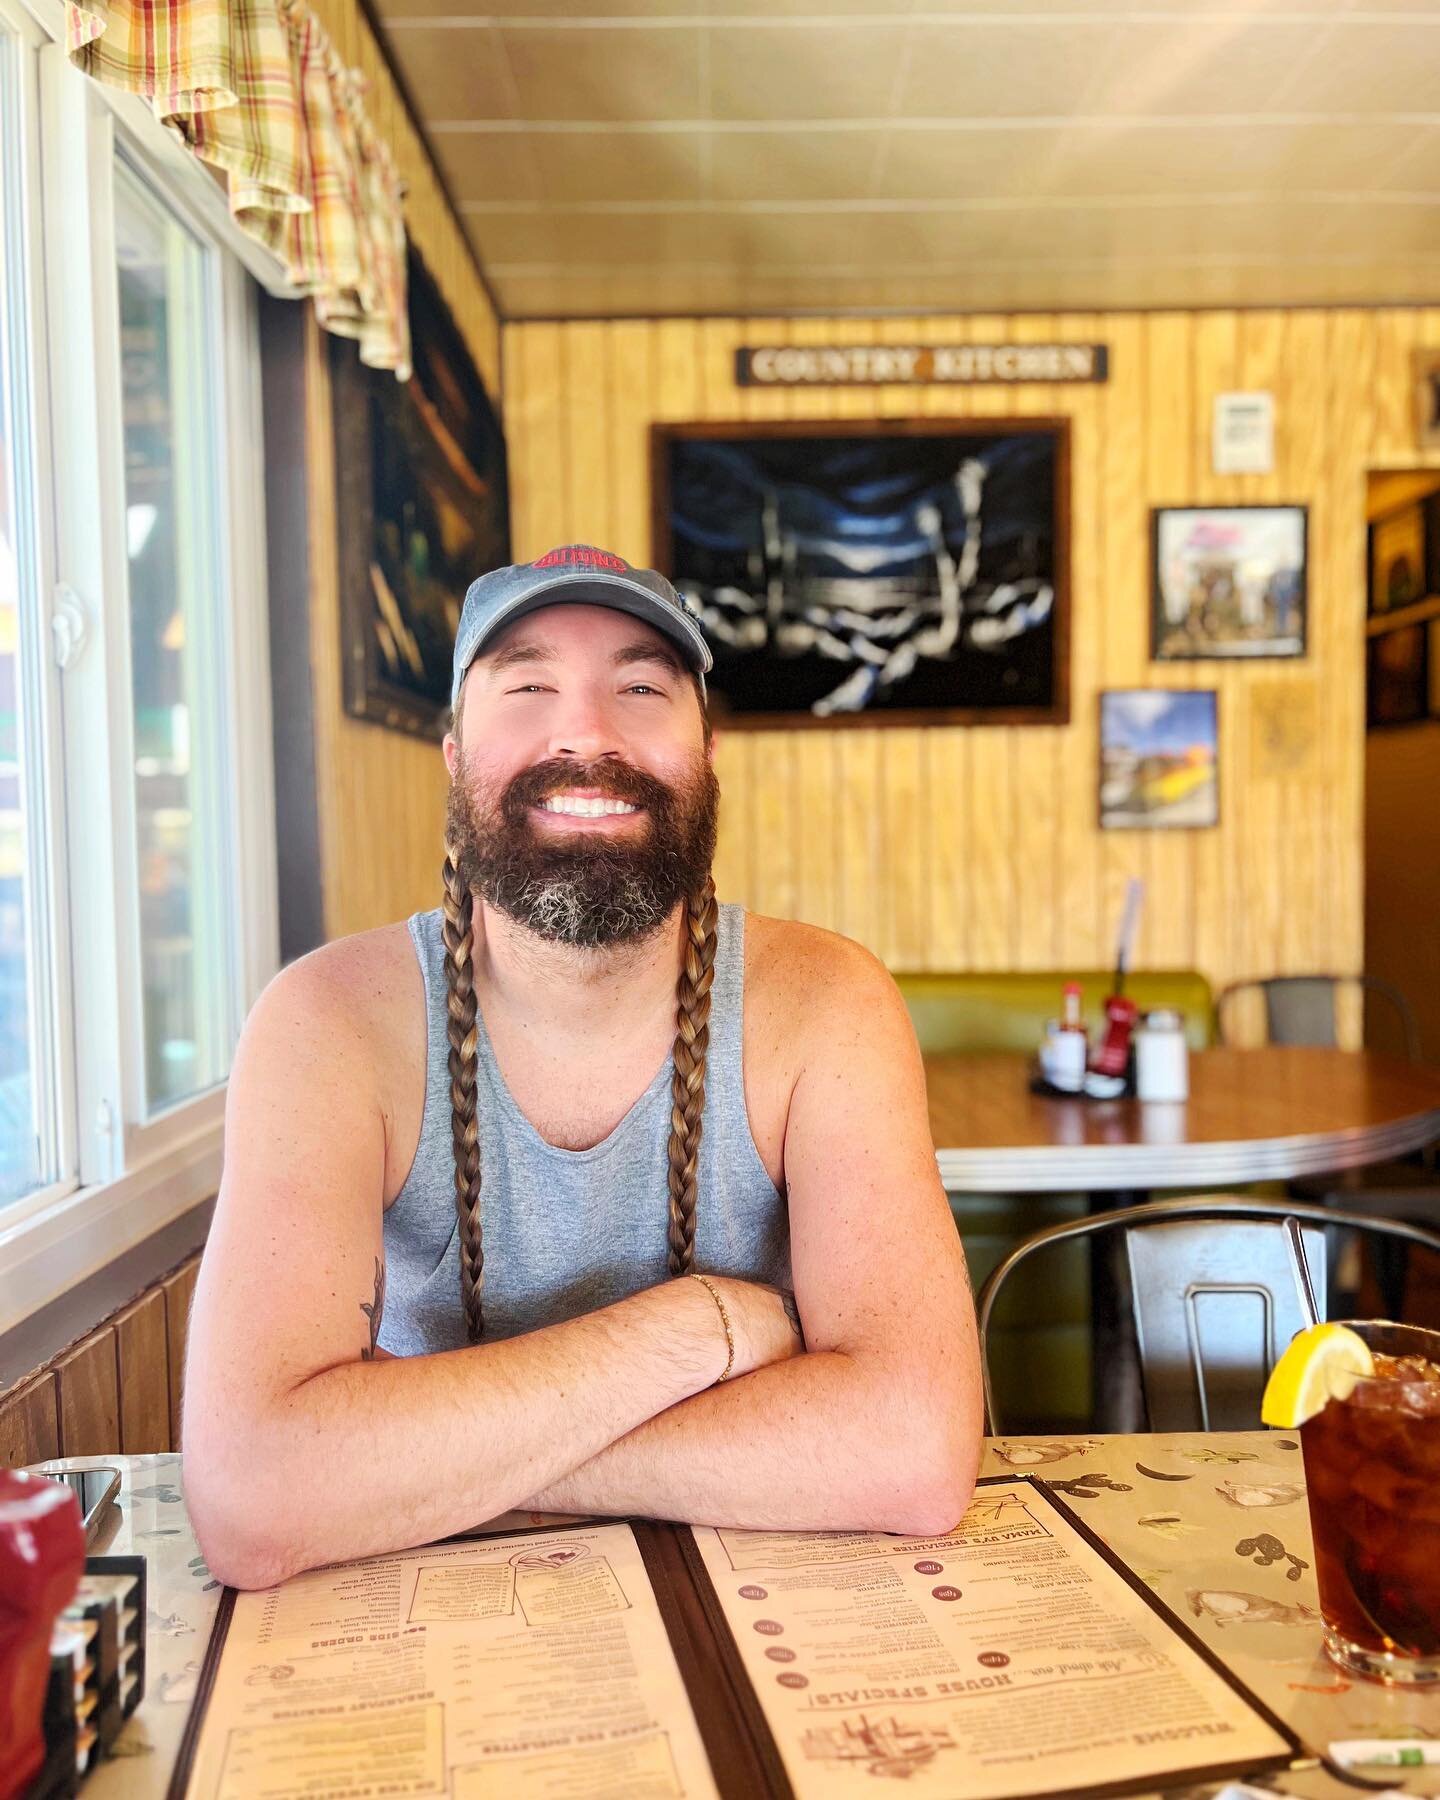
[447,750,719,949]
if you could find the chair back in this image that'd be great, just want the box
[1217,974,1420,1060]
[1125,1218,1325,1430]
[975,1196,1440,1433]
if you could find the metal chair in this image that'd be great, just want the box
[1215,974,1421,1061]
[1215,975,1435,1315]
[975,1195,1440,1433]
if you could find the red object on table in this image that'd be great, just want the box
[0,1471,87,1800]
[1091,993,1139,1078]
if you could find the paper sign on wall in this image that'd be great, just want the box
[1213,392,1276,474]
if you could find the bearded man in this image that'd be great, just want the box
[184,546,982,1590]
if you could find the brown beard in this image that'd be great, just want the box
[446,750,719,949]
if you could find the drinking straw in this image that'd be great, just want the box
[1113,878,1143,995]
[1282,1217,1321,1328]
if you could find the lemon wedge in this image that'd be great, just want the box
[1261,1323,1376,1428]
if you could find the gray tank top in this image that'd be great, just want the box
[379,901,790,1354]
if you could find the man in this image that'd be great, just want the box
[184,546,982,1590]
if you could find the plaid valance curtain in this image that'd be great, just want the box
[67,0,411,379]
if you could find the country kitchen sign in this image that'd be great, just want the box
[735,342,1108,387]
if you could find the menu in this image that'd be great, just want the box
[173,1481,1301,1800]
[685,1479,1299,1800]
[171,1522,718,1800]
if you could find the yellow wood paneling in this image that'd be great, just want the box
[299,0,502,943]
[495,307,1440,1021]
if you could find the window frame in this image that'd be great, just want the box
[0,13,282,1336]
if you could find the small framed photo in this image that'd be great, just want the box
[1367,624,1429,729]
[1100,689,1219,830]
[1151,505,1306,660]
[1368,502,1428,616]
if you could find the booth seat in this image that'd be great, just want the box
[893,969,1215,1056]
[894,969,1214,1431]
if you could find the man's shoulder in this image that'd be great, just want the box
[254,919,422,1053]
[741,910,906,1036]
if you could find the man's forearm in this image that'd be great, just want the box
[521,1351,979,1536]
[185,1279,729,1588]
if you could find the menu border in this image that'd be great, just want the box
[677,1475,1308,1800]
[167,1517,779,1800]
[166,1485,1310,1800]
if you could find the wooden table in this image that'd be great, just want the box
[37,1444,1440,1800]
[924,1046,1440,1193]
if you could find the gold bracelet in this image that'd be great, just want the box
[688,1273,735,1382]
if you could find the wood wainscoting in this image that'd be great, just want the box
[0,1255,200,1468]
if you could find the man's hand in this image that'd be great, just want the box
[710,1278,805,1378]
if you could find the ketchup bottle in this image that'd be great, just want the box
[0,1472,86,1800]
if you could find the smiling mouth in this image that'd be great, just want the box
[537,796,643,819]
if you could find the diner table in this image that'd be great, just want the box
[34,1441,1440,1800]
[922,1047,1440,1195]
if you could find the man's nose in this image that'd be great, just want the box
[545,692,623,763]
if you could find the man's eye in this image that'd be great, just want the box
[506,684,552,695]
[625,683,663,696]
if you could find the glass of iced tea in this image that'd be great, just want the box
[1299,1321,1440,1685]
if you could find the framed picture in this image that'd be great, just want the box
[651,419,1069,728]
[1099,689,1219,830]
[1367,625,1429,729]
[1415,347,1440,452]
[1431,621,1440,718]
[1151,505,1306,660]
[1368,502,1428,617]
[332,248,510,741]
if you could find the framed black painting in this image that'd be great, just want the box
[332,249,510,741]
[651,419,1070,728]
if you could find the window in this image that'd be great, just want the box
[115,163,238,1113]
[0,16,57,1209]
[0,4,279,1329]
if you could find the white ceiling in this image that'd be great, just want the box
[373,2,1440,319]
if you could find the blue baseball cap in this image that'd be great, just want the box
[451,545,712,710]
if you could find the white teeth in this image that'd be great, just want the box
[541,796,639,817]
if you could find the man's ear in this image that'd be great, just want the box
[442,732,459,778]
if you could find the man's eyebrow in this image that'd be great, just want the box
[482,637,686,678]
[485,639,560,674]
[612,641,686,678]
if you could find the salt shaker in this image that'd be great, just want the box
[1135,1008,1189,1102]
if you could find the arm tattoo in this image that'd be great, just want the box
[360,1256,386,1360]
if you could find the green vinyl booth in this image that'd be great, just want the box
[893,969,1216,1431]
[894,970,1215,1058]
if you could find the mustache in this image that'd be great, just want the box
[500,759,677,824]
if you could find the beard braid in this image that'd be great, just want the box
[446,750,720,950]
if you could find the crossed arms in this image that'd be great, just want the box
[182,930,983,1591]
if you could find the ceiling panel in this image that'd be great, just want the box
[1272,19,1440,112]
[432,130,546,205]
[529,130,707,203]
[374,2,1440,318]
[895,21,1131,120]
[499,25,704,121]
[706,23,907,121]
[1079,20,1344,118]
[383,25,518,123]
[707,127,888,202]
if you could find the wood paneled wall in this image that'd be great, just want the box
[500,308,1440,1008]
[0,1257,199,1466]
[303,0,502,944]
